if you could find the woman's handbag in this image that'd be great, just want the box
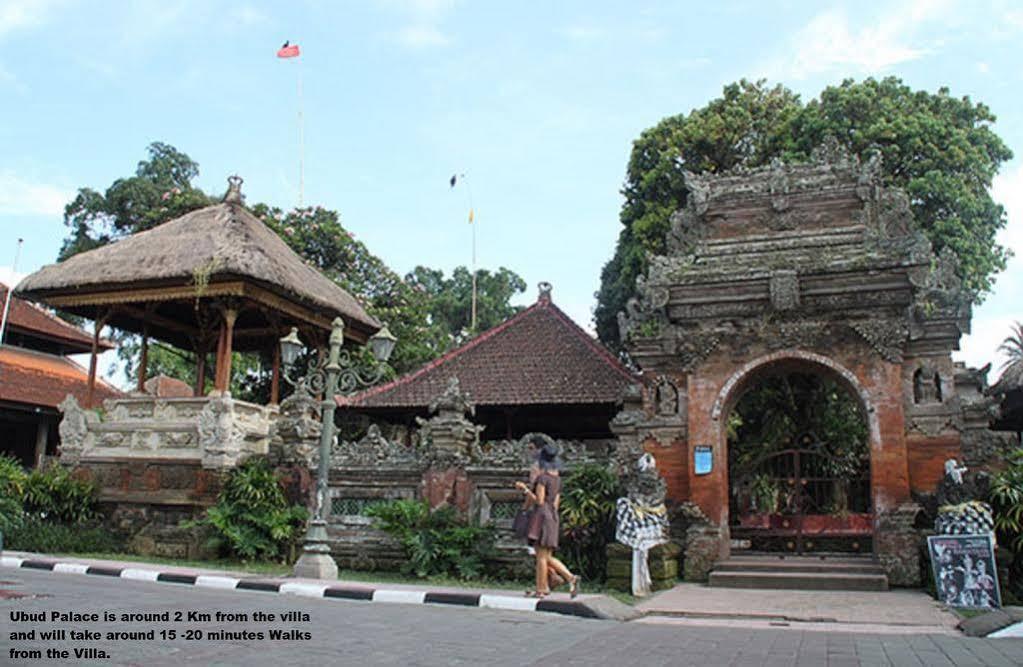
[512,508,531,539]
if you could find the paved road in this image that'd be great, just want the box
[2,569,1022,666]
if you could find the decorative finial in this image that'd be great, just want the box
[538,282,552,303]
[224,175,244,203]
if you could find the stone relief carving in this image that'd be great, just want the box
[655,379,679,416]
[675,330,722,371]
[769,270,800,311]
[416,377,484,468]
[57,394,96,466]
[332,424,419,468]
[850,318,909,363]
[913,365,942,404]
[198,395,246,469]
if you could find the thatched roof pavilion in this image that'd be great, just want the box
[17,176,380,405]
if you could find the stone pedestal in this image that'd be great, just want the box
[292,519,338,580]
[875,502,923,587]
[605,541,680,593]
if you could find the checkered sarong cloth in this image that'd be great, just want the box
[935,501,995,537]
[615,497,668,551]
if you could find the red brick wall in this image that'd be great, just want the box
[644,436,689,502]
[906,433,961,493]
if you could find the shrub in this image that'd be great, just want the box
[0,454,27,534]
[5,515,123,553]
[559,464,622,582]
[190,457,308,561]
[23,462,99,524]
[367,499,496,580]
[990,448,1023,598]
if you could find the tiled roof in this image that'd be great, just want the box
[340,290,639,409]
[0,346,122,409]
[1,283,113,353]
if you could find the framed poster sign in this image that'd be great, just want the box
[694,445,712,476]
[927,534,1000,609]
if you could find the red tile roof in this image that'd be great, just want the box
[1,283,113,353]
[0,346,122,409]
[340,291,639,409]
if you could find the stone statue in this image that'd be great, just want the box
[934,458,994,539]
[614,452,669,596]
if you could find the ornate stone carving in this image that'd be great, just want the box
[471,433,601,468]
[416,378,484,468]
[332,424,419,468]
[850,318,908,363]
[57,394,95,466]
[655,378,679,416]
[198,395,246,469]
[913,365,942,404]
[769,270,800,311]
[675,330,721,371]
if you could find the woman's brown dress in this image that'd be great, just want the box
[527,472,561,549]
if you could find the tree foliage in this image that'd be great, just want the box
[596,77,1013,351]
[56,143,528,393]
[405,265,527,344]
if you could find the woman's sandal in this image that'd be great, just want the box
[569,575,581,599]
[525,590,549,598]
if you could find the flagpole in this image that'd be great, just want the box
[461,175,476,332]
[297,54,305,208]
[0,238,24,347]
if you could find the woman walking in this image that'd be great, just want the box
[515,443,579,598]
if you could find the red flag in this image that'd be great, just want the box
[277,42,300,58]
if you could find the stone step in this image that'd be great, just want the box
[708,570,889,591]
[715,557,884,575]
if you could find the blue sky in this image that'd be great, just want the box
[1,0,1021,386]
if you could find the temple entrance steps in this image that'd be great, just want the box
[708,554,889,591]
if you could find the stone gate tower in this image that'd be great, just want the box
[615,139,1008,583]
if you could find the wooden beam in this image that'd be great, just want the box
[137,324,149,393]
[119,304,200,338]
[270,340,281,405]
[214,308,238,392]
[42,281,246,309]
[86,310,109,408]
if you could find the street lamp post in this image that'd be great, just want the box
[280,317,396,579]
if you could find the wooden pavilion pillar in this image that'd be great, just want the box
[270,341,281,405]
[194,342,208,397]
[214,308,238,393]
[137,324,149,393]
[86,310,109,408]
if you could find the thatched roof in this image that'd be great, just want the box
[17,190,379,338]
[989,360,1023,397]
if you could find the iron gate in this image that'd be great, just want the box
[730,433,871,554]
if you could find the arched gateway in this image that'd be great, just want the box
[611,141,1001,586]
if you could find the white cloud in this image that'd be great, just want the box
[761,0,952,80]
[0,265,26,288]
[0,0,62,37]
[395,24,448,48]
[232,4,266,25]
[955,162,1023,372]
[0,170,72,217]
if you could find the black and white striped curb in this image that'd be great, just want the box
[1,555,604,620]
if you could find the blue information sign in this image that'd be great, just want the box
[694,445,713,475]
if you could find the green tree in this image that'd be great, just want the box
[60,142,213,260]
[595,80,802,348]
[405,265,527,346]
[57,143,529,392]
[596,77,1013,351]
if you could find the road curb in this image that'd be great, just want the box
[1,554,625,621]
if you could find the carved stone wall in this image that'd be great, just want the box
[58,394,277,470]
[615,141,998,579]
